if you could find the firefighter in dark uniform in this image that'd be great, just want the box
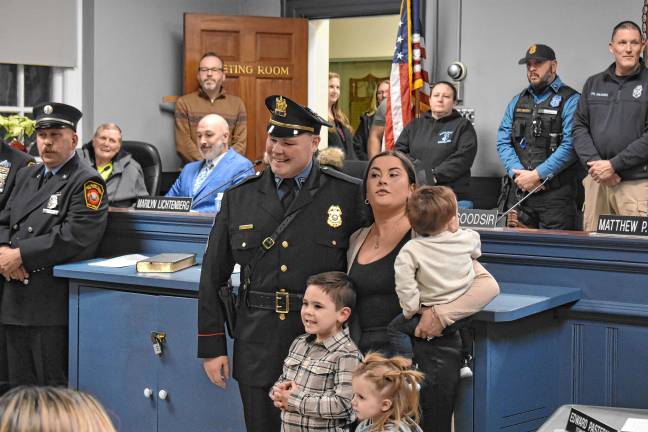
[0,102,108,388]
[198,95,365,431]
[0,142,35,211]
[0,142,34,394]
[496,44,582,229]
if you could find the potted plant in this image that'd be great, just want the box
[0,114,36,152]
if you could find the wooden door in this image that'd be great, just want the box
[184,14,308,163]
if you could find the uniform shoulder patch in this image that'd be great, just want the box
[321,166,362,185]
[84,180,104,210]
[27,161,37,167]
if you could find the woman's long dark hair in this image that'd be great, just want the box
[362,150,418,201]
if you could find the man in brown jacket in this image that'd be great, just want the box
[175,52,247,162]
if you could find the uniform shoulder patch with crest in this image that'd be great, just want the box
[84,180,104,210]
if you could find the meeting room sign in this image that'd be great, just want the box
[223,63,292,78]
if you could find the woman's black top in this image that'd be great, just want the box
[348,231,411,353]
[328,120,357,161]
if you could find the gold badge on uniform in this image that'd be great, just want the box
[528,45,537,55]
[275,96,287,117]
[327,205,343,229]
[84,181,104,210]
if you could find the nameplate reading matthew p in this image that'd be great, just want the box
[459,209,498,228]
[135,197,192,212]
[596,214,648,236]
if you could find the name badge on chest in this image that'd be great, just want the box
[43,192,61,215]
[0,160,11,194]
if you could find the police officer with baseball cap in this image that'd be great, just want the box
[496,44,582,229]
[198,95,365,431]
[0,102,108,388]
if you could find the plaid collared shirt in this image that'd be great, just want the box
[274,326,362,432]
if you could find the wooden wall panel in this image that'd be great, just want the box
[200,30,240,61]
[256,33,292,62]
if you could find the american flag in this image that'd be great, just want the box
[385,0,429,150]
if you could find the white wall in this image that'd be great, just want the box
[329,15,400,61]
[308,20,330,149]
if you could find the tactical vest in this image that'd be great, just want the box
[511,85,578,187]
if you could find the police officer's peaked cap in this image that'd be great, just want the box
[265,95,331,138]
[518,44,556,65]
[33,102,82,131]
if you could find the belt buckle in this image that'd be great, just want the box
[275,289,289,319]
[262,237,275,250]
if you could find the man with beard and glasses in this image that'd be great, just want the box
[573,21,648,231]
[496,44,581,230]
[175,52,247,163]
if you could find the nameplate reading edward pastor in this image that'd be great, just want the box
[596,214,648,236]
[135,197,192,212]
[565,408,617,432]
[458,209,499,229]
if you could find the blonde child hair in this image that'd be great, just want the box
[353,352,425,432]
[0,386,117,432]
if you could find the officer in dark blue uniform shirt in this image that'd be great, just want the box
[198,95,365,432]
[0,102,108,388]
[496,44,582,229]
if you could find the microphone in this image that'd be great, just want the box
[190,161,262,207]
[495,173,554,225]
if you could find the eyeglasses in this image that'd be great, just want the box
[198,67,224,73]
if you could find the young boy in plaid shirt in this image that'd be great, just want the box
[270,271,362,431]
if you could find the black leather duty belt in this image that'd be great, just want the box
[248,290,303,314]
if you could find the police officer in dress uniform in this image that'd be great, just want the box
[198,95,365,431]
[496,44,582,229]
[0,142,34,394]
[0,102,108,388]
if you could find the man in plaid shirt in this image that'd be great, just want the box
[270,272,362,431]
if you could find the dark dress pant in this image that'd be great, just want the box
[5,325,67,388]
[413,330,462,432]
[239,383,282,432]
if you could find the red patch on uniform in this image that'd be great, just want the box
[84,181,104,210]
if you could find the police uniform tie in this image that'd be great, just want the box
[39,171,53,189]
[279,179,297,210]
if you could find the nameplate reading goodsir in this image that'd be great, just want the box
[135,197,192,212]
[459,209,499,228]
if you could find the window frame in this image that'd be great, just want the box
[0,64,63,116]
